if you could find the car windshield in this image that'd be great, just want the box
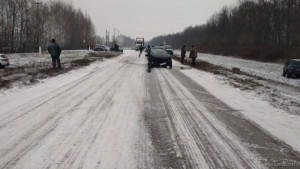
[294,61,300,66]
[165,45,172,49]
[151,48,168,55]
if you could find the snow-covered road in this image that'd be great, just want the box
[0,50,299,168]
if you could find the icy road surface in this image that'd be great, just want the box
[0,50,300,168]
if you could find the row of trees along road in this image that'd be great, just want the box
[0,0,95,53]
[151,0,300,62]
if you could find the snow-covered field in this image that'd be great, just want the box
[175,51,300,87]
[6,50,89,68]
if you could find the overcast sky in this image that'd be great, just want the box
[61,0,237,41]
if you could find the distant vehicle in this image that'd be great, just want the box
[164,45,174,55]
[283,59,300,78]
[146,46,172,72]
[135,38,144,51]
[0,54,9,68]
[110,45,123,53]
[94,44,109,51]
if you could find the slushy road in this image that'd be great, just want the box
[0,50,299,169]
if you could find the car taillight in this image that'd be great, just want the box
[290,67,294,71]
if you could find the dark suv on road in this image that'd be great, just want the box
[146,46,172,72]
[283,59,300,78]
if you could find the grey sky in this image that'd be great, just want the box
[62,0,237,41]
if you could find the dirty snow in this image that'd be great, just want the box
[175,51,300,87]
[180,67,300,153]
[6,50,89,68]
[0,50,299,168]
[0,50,154,168]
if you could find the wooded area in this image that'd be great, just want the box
[0,0,95,53]
[151,0,300,61]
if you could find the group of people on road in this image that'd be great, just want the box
[181,45,198,66]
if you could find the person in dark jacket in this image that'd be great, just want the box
[189,45,198,66]
[181,45,186,64]
[48,39,62,69]
[139,45,144,57]
[146,44,151,54]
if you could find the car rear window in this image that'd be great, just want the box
[0,55,7,58]
[294,61,300,66]
[164,45,172,49]
[151,49,167,55]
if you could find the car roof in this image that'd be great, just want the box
[152,46,165,49]
[291,59,300,61]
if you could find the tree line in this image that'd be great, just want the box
[0,0,95,53]
[151,0,300,61]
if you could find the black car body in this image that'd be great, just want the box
[283,59,300,78]
[110,46,123,53]
[94,44,109,51]
[146,47,172,72]
[94,47,105,51]
[164,45,174,55]
[0,54,9,68]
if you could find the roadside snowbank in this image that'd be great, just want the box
[6,50,89,68]
[180,67,300,153]
[175,51,300,87]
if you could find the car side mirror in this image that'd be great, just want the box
[145,54,150,57]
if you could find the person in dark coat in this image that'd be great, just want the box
[48,39,62,69]
[146,44,151,54]
[115,44,119,51]
[181,45,186,64]
[189,45,198,66]
[139,45,144,57]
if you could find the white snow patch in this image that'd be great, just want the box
[175,51,300,87]
[180,67,300,153]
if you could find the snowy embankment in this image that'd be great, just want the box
[179,67,300,154]
[6,50,89,68]
[175,51,300,87]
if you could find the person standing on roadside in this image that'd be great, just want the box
[48,39,62,69]
[181,45,186,64]
[147,44,151,54]
[189,45,198,66]
[139,45,144,57]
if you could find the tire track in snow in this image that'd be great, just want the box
[157,69,264,168]
[0,55,137,169]
[169,70,300,168]
[144,71,193,168]
[0,57,125,129]
[55,57,138,169]
[150,67,300,168]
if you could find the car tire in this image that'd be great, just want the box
[283,71,286,77]
[170,65,172,69]
[0,63,3,69]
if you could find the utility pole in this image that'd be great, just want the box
[118,30,120,43]
[107,31,109,44]
[35,0,42,56]
[106,30,108,44]
[113,28,117,42]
